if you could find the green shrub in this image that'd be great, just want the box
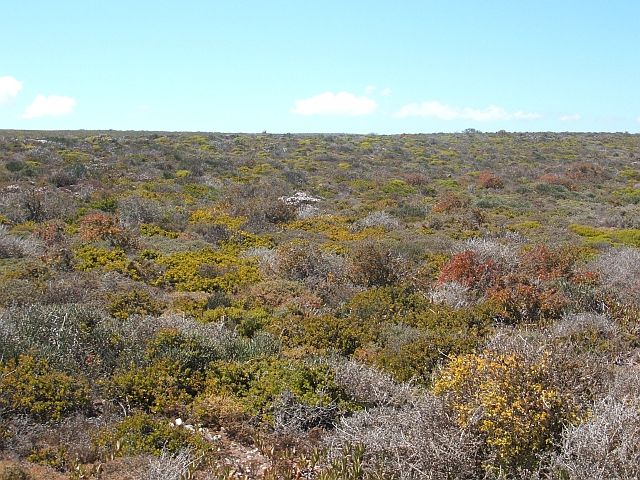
[109,358,204,415]
[0,355,90,423]
[107,290,165,319]
[0,303,115,375]
[93,412,209,458]
[205,359,355,418]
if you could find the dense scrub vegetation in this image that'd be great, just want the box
[0,129,638,479]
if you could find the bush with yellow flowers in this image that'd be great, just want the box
[432,349,579,472]
[153,247,262,293]
[73,245,142,280]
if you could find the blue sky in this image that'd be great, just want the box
[1,0,639,133]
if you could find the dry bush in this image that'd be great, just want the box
[429,281,472,308]
[123,449,199,480]
[0,303,113,375]
[242,247,278,275]
[332,359,413,408]
[117,195,167,228]
[3,414,104,467]
[487,323,616,406]
[275,242,348,288]
[349,241,403,288]
[246,279,320,310]
[326,394,483,480]
[350,211,401,232]
[478,171,504,189]
[271,390,338,434]
[432,193,469,213]
[587,247,640,305]
[0,226,41,259]
[537,173,577,191]
[552,396,640,480]
[609,366,640,400]
[453,237,520,272]
[0,188,76,224]
[551,313,619,339]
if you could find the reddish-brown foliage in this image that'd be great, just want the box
[537,173,577,191]
[406,173,429,186]
[438,250,500,290]
[488,274,568,324]
[79,213,137,250]
[432,193,469,213]
[521,244,587,281]
[477,170,504,189]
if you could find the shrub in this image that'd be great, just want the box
[204,359,353,419]
[587,247,640,305]
[432,193,469,213]
[351,211,400,232]
[478,170,504,189]
[553,396,640,480]
[0,303,114,375]
[0,355,90,423]
[107,290,165,319]
[73,245,142,280]
[109,358,204,415]
[438,249,500,291]
[350,241,401,287]
[0,226,39,259]
[433,349,579,472]
[154,248,262,293]
[282,313,367,356]
[326,393,483,479]
[0,466,33,480]
[275,240,323,281]
[263,199,298,224]
[488,274,569,324]
[78,212,138,251]
[93,413,209,458]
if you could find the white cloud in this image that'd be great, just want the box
[22,94,76,118]
[381,87,392,96]
[636,117,640,123]
[558,114,581,122]
[291,91,377,116]
[393,101,541,121]
[365,85,376,95]
[0,76,23,106]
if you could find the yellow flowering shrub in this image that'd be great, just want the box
[153,247,262,293]
[287,216,385,242]
[433,350,578,471]
[73,245,142,280]
[189,209,245,229]
[140,223,179,238]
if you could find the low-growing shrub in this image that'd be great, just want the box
[0,355,90,423]
[93,413,209,458]
[433,349,579,473]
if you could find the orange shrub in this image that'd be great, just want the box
[477,170,504,189]
[432,193,469,213]
[79,212,137,250]
[488,274,568,324]
[438,250,500,291]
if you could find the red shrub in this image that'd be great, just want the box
[488,274,568,324]
[433,193,469,213]
[79,212,138,250]
[477,170,504,189]
[438,250,500,290]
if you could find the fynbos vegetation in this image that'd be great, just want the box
[0,130,639,479]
